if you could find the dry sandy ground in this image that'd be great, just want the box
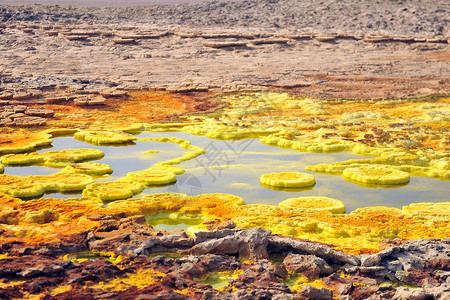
[0,0,449,99]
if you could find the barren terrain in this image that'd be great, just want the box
[0,0,449,99]
[0,1,449,299]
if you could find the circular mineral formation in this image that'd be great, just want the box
[260,182,315,192]
[1,152,44,165]
[260,172,316,188]
[125,168,177,186]
[39,173,95,192]
[279,196,346,214]
[83,181,144,201]
[74,130,135,145]
[63,163,113,175]
[343,165,410,185]
[1,148,105,168]
[0,131,53,154]
[0,174,45,198]
[0,180,45,198]
[45,149,105,167]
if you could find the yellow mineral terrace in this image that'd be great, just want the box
[0,92,448,255]
[260,172,316,188]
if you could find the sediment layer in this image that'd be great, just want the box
[0,0,449,98]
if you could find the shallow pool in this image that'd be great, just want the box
[2,131,448,212]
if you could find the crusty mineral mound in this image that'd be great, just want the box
[279,196,345,214]
[74,130,135,145]
[261,172,316,188]
[83,181,144,201]
[343,165,411,185]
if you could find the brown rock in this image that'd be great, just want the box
[392,287,433,300]
[100,89,128,98]
[315,35,337,42]
[360,246,400,267]
[66,35,89,41]
[269,236,360,265]
[73,95,106,106]
[68,31,100,36]
[45,31,59,36]
[202,219,236,231]
[0,118,14,126]
[230,259,290,293]
[250,38,290,45]
[86,213,119,221]
[282,33,313,39]
[0,111,13,118]
[283,254,333,278]
[426,37,447,43]
[12,92,33,100]
[65,259,123,284]
[203,41,248,48]
[46,96,75,104]
[87,96,106,105]
[297,285,333,300]
[25,108,55,118]
[8,113,25,119]
[13,116,47,127]
[0,255,70,278]
[13,105,27,113]
[191,228,271,260]
[363,35,393,43]
[0,92,13,100]
[113,38,136,44]
[101,31,115,37]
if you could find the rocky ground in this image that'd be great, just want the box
[0,214,449,299]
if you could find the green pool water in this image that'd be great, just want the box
[2,131,448,213]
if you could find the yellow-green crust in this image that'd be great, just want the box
[260,172,316,188]
[62,163,113,175]
[279,196,346,214]
[83,181,144,201]
[74,130,135,145]
[1,149,105,168]
[0,173,94,198]
[343,165,410,185]
[125,168,177,186]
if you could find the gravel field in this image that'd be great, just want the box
[1,0,449,36]
[0,0,449,98]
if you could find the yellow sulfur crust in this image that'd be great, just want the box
[83,181,144,201]
[279,196,345,214]
[342,165,410,185]
[0,190,449,253]
[0,173,95,198]
[0,92,448,256]
[87,268,166,291]
[74,130,135,145]
[260,172,316,188]
[124,168,177,186]
[0,131,53,154]
[1,148,105,168]
[61,162,113,176]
